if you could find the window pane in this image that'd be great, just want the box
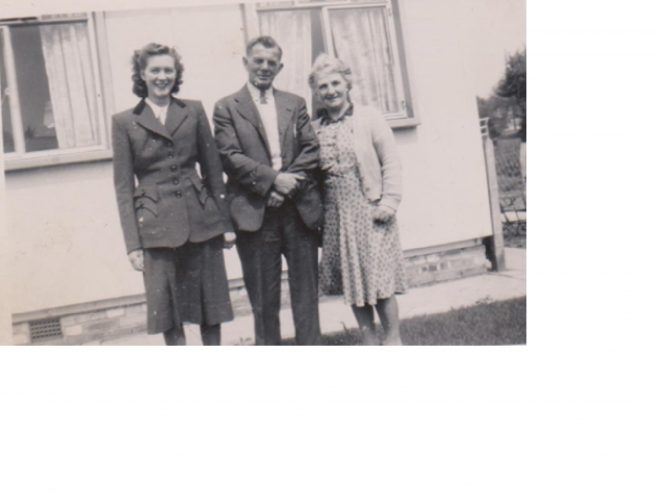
[0,33,16,153]
[329,7,402,115]
[10,20,100,153]
[11,25,59,152]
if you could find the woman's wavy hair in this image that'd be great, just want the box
[307,53,353,91]
[131,42,184,98]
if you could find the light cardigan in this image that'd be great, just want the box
[312,104,402,212]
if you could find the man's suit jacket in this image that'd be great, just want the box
[213,85,322,232]
[112,97,232,254]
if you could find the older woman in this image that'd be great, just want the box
[308,54,407,345]
[112,42,235,345]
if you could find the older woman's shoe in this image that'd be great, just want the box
[382,329,402,346]
[361,328,379,345]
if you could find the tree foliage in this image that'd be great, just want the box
[478,48,526,141]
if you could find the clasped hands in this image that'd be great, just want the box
[267,172,304,208]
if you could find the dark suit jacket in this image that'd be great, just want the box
[112,97,233,253]
[213,85,322,232]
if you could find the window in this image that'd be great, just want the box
[244,0,416,126]
[1,13,107,168]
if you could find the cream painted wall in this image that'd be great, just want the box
[394,0,494,250]
[7,162,142,313]
[6,0,500,315]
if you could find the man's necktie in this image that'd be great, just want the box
[259,90,268,104]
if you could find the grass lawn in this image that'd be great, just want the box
[504,228,526,249]
[311,297,526,346]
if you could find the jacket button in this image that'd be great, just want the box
[173,178,180,185]
[175,190,182,198]
[170,165,177,171]
[168,152,174,158]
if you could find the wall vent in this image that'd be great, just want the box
[29,318,63,342]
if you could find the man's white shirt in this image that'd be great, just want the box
[247,82,282,171]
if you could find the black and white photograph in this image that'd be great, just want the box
[2,1,658,493]
[0,0,526,346]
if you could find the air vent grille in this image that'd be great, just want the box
[29,318,63,342]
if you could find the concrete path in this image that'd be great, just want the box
[86,248,525,345]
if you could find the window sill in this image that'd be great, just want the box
[388,117,420,130]
[3,148,113,172]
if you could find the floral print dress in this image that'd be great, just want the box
[317,111,407,306]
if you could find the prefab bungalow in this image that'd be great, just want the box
[0,0,506,344]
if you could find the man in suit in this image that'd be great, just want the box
[213,36,323,345]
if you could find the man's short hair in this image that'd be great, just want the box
[246,35,283,59]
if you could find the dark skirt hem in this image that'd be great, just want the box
[143,236,233,334]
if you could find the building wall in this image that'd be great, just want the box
[394,0,492,250]
[6,0,494,316]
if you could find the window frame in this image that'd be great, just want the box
[243,0,420,128]
[1,13,112,172]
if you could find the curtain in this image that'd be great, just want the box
[329,7,401,115]
[39,22,99,149]
[259,10,313,107]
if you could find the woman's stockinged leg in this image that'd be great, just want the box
[376,296,402,346]
[351,304,379,345]
[200,324,221,346]
[163,325,186,346]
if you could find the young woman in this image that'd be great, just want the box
[112,42,234,345]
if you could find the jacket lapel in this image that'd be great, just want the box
[133,99,172,141]
[165,98,189,137]
[234,85,270,155]
[274,89,293,149]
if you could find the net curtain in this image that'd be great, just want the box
[39,22,99,149]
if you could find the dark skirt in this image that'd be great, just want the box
[142,236,234,334]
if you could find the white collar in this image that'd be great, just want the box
[144,97,169,119]
[247,82,274,102]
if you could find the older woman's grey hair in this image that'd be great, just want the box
[308,54,353,90]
